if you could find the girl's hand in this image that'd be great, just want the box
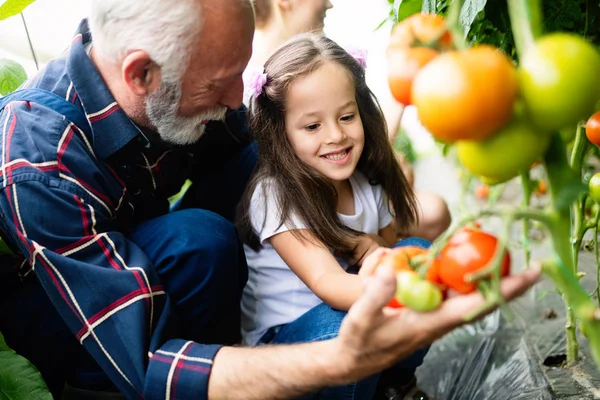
[349,234,388,266]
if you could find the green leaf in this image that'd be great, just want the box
[555,181,588,212]
[0,0,36,21]
[0,59,27,96]
[460,0,488,35]
[0,351,52,400]
[395,0,422,22]
[0,331,13,352]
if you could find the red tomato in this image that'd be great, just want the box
[387,297,404,308]
[437,230,511,294]
[586,111,600,147]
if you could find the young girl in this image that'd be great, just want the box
[237,33,429,399]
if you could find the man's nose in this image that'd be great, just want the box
[220,77,244,110]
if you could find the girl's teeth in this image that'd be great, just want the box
[325,149,348,160]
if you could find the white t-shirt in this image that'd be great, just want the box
[240,171,394,345]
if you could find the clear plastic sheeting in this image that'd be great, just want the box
[415,250,600,400]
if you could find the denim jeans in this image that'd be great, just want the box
[260,237,432,400]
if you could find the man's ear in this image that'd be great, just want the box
[122,50,161,96]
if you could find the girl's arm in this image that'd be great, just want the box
[269,230,364,311]
[378,224,397,247]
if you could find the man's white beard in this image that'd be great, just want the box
[146,78,227,146]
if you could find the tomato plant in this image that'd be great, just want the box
[437,230,511,294]
[586,111,600,147]
[411,45,518,142]
[456,117,550,184]
[519,33,600,131]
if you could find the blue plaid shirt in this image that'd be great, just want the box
[0,20,251,399]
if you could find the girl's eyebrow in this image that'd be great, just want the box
[299,101,357,119]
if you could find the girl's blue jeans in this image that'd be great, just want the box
[259,237,432,400]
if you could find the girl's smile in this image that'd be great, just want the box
[320,147,353,164]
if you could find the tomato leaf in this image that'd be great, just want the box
[0,331,12,352]
[0,0,36,21]
[554,181,588,212]
[0,351,52,400]
[0,59,27,96]
[459,0,488,36]
[394,0,422,23]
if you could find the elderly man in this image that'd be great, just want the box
[0,0,539,399]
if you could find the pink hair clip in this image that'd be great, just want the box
[246,67,268,99]
[346,47,368,69]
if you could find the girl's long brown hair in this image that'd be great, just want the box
[237,33,418,253]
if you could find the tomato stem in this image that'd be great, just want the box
[507,0,537,58]
[542,133,585,364]
[570,123,588,175]
[520,170,533,268]
[428,206,554,262]
[446,0,467,51]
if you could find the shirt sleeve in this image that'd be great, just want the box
[0,106,219,400]
[249,180,307,243]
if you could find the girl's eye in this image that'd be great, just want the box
[341,114,355,122]
[305,123,320,131]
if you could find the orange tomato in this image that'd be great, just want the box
[388,47,439,105]
[475,184,490,199]
[411,46,518,142]
[534,179,547,196]
[388,13,453,51]
[376,246,428,273]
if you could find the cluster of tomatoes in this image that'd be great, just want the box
[375,227,511,312]
[387,13,600,185]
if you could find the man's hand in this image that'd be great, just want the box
[332,262,541,382]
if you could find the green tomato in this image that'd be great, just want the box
[395,272,442,312]
[456,117,550,184]
[588,172,600,202]
[519,33,600,131]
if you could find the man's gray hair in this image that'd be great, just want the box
[88,0,201,77]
